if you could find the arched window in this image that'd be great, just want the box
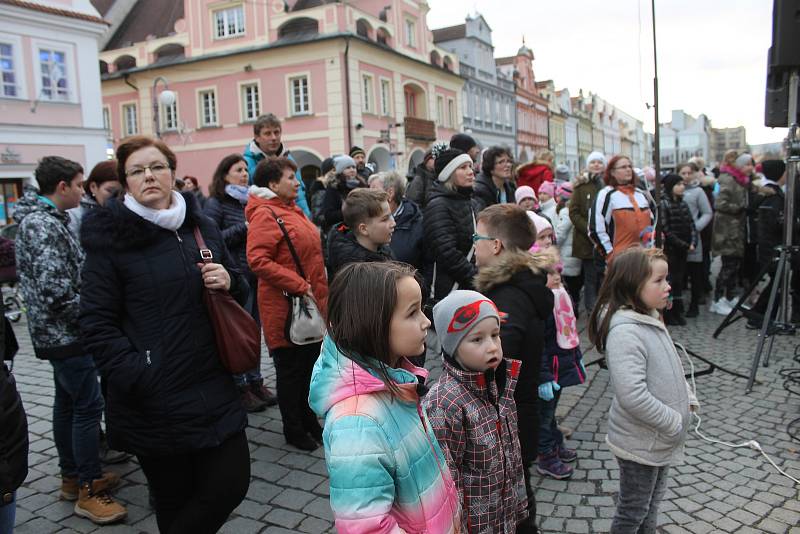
[356,19,373,40]
[154,43,185,61]
[429,50,441,67]
[99,60,109,75]
[278,17,320,39]
[376,27,391,47]
[114,55,137,71]
[443,56,453,72]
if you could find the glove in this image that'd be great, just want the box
[538,381,561,401]
[578,359,587,378]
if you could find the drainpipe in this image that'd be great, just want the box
[343,36,353,150]
[123,73,138,92]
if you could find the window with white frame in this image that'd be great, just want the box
[161,100,178,131]
[102,107,111,136]
[199,89,218,126]
[436,95,444,125]
[495,99,501,124]
[214,5,245,39]
[122,103,138,136]
[484,95,491,121]
[462,90,469,118]
[473,93,480,121]
[447,98,455,128]
[380,79,391,116]
[38,48,69,100]
[506,101,512,126]
[290,75,309,115]
[405,18,416,48]
[0,43,18,97]
[362,74,374,113]
[241,83,260,121]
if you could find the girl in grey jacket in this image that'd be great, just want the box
[588,247,699,534]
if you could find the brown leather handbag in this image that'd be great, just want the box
[193,227,260,374]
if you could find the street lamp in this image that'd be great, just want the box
[152,76,176,138]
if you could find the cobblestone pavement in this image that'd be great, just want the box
[8,303,800,533]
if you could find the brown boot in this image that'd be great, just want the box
[250,379,278,407]
[74,480,127,525]
[239,385,267,413]
[60,471,121,501]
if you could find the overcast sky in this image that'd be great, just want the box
[426,0,787,145]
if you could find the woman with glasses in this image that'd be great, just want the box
[473,146,516,212]
[423,148,478,304]
[589,155,655,263]
[79,136,250,533]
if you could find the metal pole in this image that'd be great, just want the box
[779,70,799,323]
[651,0,662,247]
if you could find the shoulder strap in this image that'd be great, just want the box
[192,227,214,264]
[264,207,307,280]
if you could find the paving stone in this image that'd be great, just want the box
[219,516,264,534]
[263,507,306,529]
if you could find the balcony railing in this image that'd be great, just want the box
[404,117,437,141]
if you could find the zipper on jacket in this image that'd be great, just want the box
[145,350,151,366]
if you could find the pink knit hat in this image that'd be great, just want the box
[538,181,556,199]
[556,181,573,201]
[514,185,537,205]
[527,211,552,235]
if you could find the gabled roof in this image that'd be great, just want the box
[432,24,466,43]
[103,0,183,50]
[90,0,114,16]
[1,0,106,24]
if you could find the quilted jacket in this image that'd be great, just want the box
[424,356,527,533]
[309,336,462,534]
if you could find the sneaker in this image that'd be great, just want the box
[536,450,573,480]
[60,471,121,501]
[239,387,267,413]
[557,444,578,463]
[710,299,732,316]
[723,297,739,310]
[250,380,278,407]
[74,480,127,525]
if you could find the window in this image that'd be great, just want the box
[290,75,309,115]
[506,101,512,126]
[436,95,444,125]
[214,5,245,39]
[39,48,68,100]
[380,79,391,116]
[495,99,501,124]
[122,103,138,136]
[484,95,491,121]
[102,107,111,137]
[199,89,217,126]
[404,18,416,48]
[0,43,17,97]
[362,74,374,113]
[404,88,416,118]
[447,98,455,128]
[241,83,260,121]
[161,100,178,131]
[473,93,480,121]
[462,90,469,118]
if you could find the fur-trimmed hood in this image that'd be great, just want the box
[474,250,553,293]
[80,191,206,252]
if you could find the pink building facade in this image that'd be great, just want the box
[98,0,463,188]
[0,0,108,224]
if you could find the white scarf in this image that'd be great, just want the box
[124,191,186,231]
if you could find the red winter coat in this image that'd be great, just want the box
[245,186,328,350]
[517,163,553,194]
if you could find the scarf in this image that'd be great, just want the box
[720,164,750,187]
[225,184,250,205]
[123,191,186,231]
[553,286,580,350]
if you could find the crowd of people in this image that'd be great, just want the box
[0,109,793,534]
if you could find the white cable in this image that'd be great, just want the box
[674,342,800,486]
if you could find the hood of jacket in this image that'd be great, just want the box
[426,180,472,203]
[14,191,68,225]
[394,198,422,229]
[245,139,288,161]
[327,223,393,264]
[80,192,203,252]
[414,163,435,182]
[608,307,666,333]
[243,185,286,223]
[474,250,553,293]
[309,336,427,419]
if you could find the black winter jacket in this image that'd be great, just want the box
[321,179,366,234]
[326,223,394,279]
[0,298,26,503]
[406,164,436,208]
[390,199,425,269]
[660,195,697,253]
[203,194,248,273]
[472,172,516,213]
[475,251,553,463]
[79,193,248,457]
[423,182,476,301]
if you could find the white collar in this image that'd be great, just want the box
[123,191,186,232]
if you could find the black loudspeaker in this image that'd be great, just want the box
[764,0,800,127]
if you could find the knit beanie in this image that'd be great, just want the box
[434,149,472,183]
[662,173,683,196]
[527,211,552,234]
[735,153,753,168]
[349,146,366,158]
[515,185,537,204]
[761,159,786,182]
[586,151,606,167]
[555,164,571,182]
[538,181,556,199]
[556,181,573,201]
[433,290,500,357]
[334,155,356,174]
[321,157,335,175]
[449,133,477,154]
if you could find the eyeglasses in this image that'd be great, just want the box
[613,164,633,171]
[472,233,496,243]
[125,162,171,179]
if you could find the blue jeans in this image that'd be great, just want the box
[611,457,670,534]
[50,356,104,486]
[0,493,15,534]
[537,388,563,455]
[233,368,262,387]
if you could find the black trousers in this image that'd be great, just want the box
[138,430,250,534]
[563,274,583,317]
[687,261,705,308]
[715,256,741,301]
[666,250,688,303]
[272,342,322,440]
